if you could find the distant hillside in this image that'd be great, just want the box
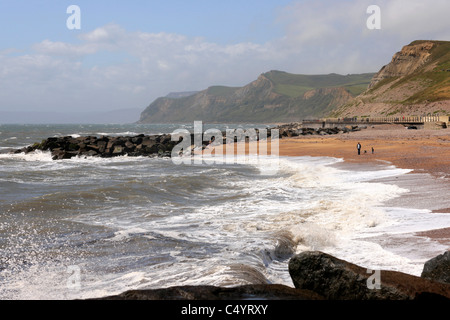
[331,40,450,117]
[165,91,199,99]
[138,71,374,123]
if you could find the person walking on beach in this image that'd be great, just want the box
[357,142,361,155]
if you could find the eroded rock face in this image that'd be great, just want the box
[421,251,450,284]
[332,40,450,118]
[288,251,450,300]
[368,41,435,89]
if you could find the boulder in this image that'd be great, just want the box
[124,141,135,151]
[90,251,450,301]
[421,251,450,284]
[97,141,107,153]
[86,144,99,152]
[95,284,324,300]
[131,136,143,145]
[112,146,124,155]
[288,251,450,300]
[85,150,98,157]
[106,139,117,150]
[51,149,77,160]
[141,137,157,148]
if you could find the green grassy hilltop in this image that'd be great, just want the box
[138,70,374,123]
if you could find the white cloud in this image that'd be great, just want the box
[1,24,277,113]
[383,0,450,40]
[33,39,98,56]
[0,0,448,118]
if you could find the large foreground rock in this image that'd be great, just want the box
[421,251,450,284]
[98,251,449,300]
[289,251,450,300]
[96,284,324,300]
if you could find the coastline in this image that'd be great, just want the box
[2,123,448,300]
[277,124,450,180]
[276,124,450,258]
[87,124,450,301]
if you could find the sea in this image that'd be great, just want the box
[0,123,449,300]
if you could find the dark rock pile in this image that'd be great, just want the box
[288,251,450,300]
[276,123,364,137]
[8,129,273,160]
[11,134,178,160]
[421,251,450,284]
[7,124,363,160]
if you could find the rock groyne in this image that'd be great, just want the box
[9,124,364,160]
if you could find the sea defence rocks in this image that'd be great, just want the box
[10,130,273,160]
[421,251,450,284]
[288,251,450,300]
[8,124,361,160]
[276,123,363,137]
[11,134,178,160]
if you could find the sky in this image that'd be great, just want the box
[0,0,449,123]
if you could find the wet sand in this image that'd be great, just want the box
[277,124,450,179]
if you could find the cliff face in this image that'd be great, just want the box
[368,41,435,89]
[332,40,450,118]
[138,71,373,123]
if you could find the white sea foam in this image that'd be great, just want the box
[274,156,449,276]
[96,131,140,137]
[107,227,150,242]
[2,150,448,299]
[86,156,432,283]
[0,149,53,162]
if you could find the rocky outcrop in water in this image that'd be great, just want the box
[421,251,450,284]
[9,124,361,160]
[11,134,178,160]
[10,131,270,160]
[289,251,450,300]
[276,123,363,137]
